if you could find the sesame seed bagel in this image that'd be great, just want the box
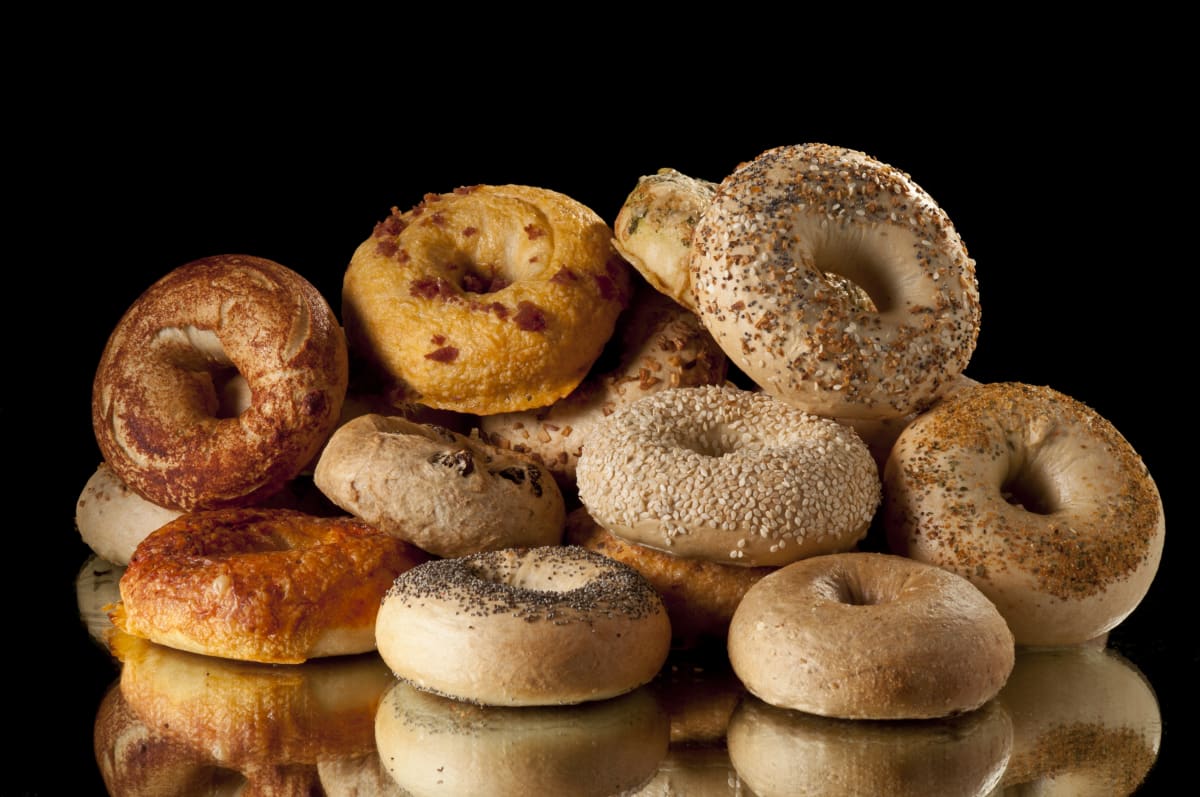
[375,546,672,706]
[690,143,980,420]
[884,382,1166,646]
[92,254,349,510]
[341,184,631,415]
[374,679,669,797]
[575,385,880,567]
[313,413,565,558]
[727,553,1015,720]
[113,508,428,664]
[565,505,772,648]
[480,284,727,488]
[612,168,719,311]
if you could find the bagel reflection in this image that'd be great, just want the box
[105,632,392,792]
[727,696,1012,797]
[994,646,1161,795]
[76,554,124,646]
[374,680,669,796]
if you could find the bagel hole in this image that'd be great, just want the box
[457,262,512,295]
[467,557,592,593]
[836,578,884,606]
[212,368,251,418]
[1001,464,1059,515]
[676,426,745,458]
[811,237,899,313]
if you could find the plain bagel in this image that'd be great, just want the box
[375,546,672,706]
[727,552,1015,720]
[884,381,1166,646]
[690,142,980,420]
[576,385,880,567]
[91,254,349,510]
[314,413,565,558]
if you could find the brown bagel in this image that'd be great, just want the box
[92,254,348,511]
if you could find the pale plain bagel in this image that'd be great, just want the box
[374,680,669,797]
[727,695,1012,797]
[612,168,719,311]
[314,413,565,557]
[91,254,349,510]
[726,552,1015,720]
[884,381,1165,646]
[75,463,182,566]
[575,384,880,567]
[375,546,672,706]
[996,646,1161,793]
[690,142,980,420]
[479,283,727,487]
[341,184,630,414]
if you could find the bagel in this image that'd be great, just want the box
[884,381,1166,646]
[76,554,124,646]
[375,680,669,797]
[565,506,772,647]
[341,184,631,414]
[575,385,880,567]
[480,284,727,488]
[91,254,349,510]
[612,168,719,311]
[996,646,1161,793]
[690,142,980,420]
[112,508,428,664]
[375,546,672,706]
[727,695,1012,797]
[75,463,182,565]
[726,552,1015,719]
[313,413,565,557]
[108,631,392,789]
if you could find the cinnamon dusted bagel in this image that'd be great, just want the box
[92,254,349,510]
[691,143,980,420]
[113,508,428,664]
[480,285,727,487]
[342,184,631,414]
[884,382,1165,646]
[314,414,565,558]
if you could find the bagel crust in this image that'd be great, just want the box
[375,546,671,706]
[342,184,630,414]
[691,143,980,420]
[884,382,1165,646]
[575,385,880,567]
[479,285,727,486]
[114,508,428,664]
[313,413,565,558]
[92,254,349,510]
[727,552,1015,720]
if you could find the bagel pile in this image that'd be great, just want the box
[78,145,1165,784]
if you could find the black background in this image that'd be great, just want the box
[14,57,1189,794]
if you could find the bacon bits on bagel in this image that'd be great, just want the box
[884,381,1165,646]
[690,143,980,420]
[314,413,565,558]
[113,508,428,664]
[92,254,349,511]
[341,184,631,415]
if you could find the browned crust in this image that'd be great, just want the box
[92,254,349,510]
[115,508,427,663]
